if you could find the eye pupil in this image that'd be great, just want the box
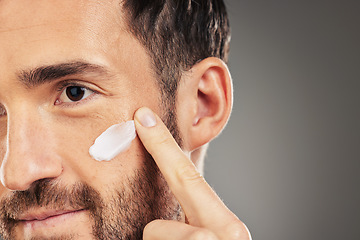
[66,86,85,101]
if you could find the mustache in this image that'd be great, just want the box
[0,178,101,221]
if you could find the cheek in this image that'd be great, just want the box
[52,113,147,191]
[47,73,162,189]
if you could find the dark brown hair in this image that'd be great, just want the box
[122,0,231,107]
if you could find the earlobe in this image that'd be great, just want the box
[177,57,233,152]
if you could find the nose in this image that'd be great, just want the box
[0,108,62,191]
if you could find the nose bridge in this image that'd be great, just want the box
[1,105,62,191]
[8,108,46,158]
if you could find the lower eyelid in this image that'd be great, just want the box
[55,93,98,108]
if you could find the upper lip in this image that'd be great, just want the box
[18,209,83,221]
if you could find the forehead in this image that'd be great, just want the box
[0,0,129,73]
[0,0,123,33]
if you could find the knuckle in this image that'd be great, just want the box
[154,128,174,147]
[189,229,217,240]
[223,221,251,240]
[148,128,179,155]
[155,134,172,147]
[175,162,205,186]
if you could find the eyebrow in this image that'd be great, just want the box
[17,61,110,88]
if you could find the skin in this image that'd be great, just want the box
[0,0,251,239]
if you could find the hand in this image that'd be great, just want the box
[134,107,251,240]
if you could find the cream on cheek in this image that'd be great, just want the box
[89,120,137,161]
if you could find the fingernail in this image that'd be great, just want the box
[136,107,157,127]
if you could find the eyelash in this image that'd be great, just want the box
[55,81,98,106]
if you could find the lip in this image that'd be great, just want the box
[19,209,83,221]
[18,209,87,230]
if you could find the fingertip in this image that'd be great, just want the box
[134,107,181,162]
[134,107,157,128]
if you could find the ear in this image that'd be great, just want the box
[176,57,233,152]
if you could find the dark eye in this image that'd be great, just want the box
[58,86,94,103]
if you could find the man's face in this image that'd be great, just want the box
[0,0,181,239]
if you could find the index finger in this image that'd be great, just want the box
[134,107,237,227]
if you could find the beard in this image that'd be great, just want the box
[0,98,183,240]
[0,152,182,240]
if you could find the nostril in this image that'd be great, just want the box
[3,112,63,191]
[0,154,63,191]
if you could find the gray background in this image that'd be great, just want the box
[0,1,358,240]
[205,1,360,240]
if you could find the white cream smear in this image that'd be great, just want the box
[89,120,137,161]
